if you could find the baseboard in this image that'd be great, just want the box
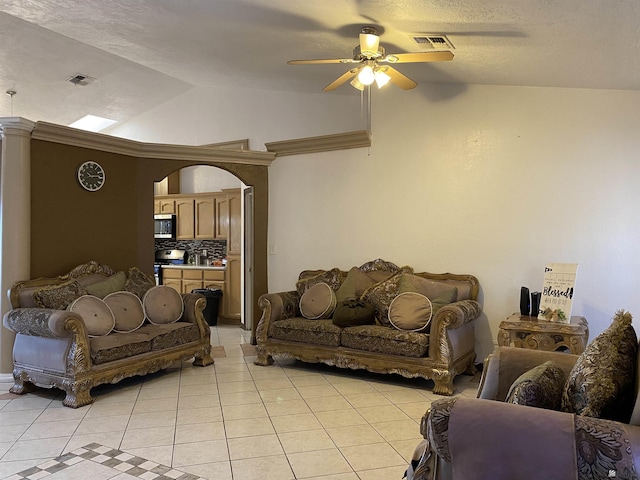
[0,373,14,383]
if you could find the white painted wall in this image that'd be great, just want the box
[112,82,640,362]
[180,165,241,194]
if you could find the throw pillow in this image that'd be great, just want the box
[388,292,433,332]
[104,291,146,333]
[399,274,458,317]
[358,259,400,273]
[335,267,377,304]
[143,286,184,325]
[85,271,127,299]
[361,266,414,326]
[506,361,566,410]
[561,310,637,422]
[295,268,343,296]
[332,299,376,327]
[33,280,88,310]
[123,267,156,299]
[299,282,337,319]
[68,295,115,337]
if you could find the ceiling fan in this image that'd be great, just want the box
[288,26,454,91]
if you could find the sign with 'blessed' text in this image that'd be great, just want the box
[538,263,578,323]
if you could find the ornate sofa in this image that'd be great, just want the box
[254,259,482,395]
[3,261,214,408]
[411,310,640,480]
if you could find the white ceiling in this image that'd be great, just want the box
[0,0,639,129]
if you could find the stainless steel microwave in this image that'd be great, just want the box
[154,214,176,240]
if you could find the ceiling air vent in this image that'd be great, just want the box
[410,34,455,50]
[67,73,96,86]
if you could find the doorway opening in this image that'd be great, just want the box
[154,164,252,331]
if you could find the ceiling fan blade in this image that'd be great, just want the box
[288,58,357,65]
[383,51,454,63]
[383,66,417,90]
[323,68,360,91]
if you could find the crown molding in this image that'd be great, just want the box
[30,121,274,166]
[265,130,371,157]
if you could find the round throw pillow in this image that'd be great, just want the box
[299,282,337,319]
[388,291,433,332]
[104,291,145,333]
[143,285,184,325]
[68,295,115,337]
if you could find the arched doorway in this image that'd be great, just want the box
[155,164,251,331]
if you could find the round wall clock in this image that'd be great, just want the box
[77,161,105,191]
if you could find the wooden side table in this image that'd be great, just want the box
[497,314,589,354]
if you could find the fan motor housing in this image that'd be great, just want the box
[353,45,385,60]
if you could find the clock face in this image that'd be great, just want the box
[77,161,105,191]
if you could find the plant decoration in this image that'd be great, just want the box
[541,308,567,322]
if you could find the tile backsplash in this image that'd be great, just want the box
[155,239,226,261]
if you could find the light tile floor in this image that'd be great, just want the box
[0,325,480,480]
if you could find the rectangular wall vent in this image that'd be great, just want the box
[411,34,455,50]
[67,73,96,86]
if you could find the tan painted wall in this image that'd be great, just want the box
[29,139,268,327]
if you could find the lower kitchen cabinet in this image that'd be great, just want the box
[161,267,227,316]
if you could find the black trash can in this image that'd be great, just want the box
[191,288,223,325]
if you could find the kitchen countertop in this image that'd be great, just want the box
[162,264,226,271]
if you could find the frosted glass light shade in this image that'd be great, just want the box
[357,65,375,85]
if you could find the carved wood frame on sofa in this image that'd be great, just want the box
[3,261,214,408]
[254,262,481,395]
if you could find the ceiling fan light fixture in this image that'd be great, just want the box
[374,69,391,89]
[359,32,380,57]
[350,76,365,91]
[357,64,375,85]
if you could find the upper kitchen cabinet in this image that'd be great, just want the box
[214,193,229,240]
[154,198,176,214]
[175,197,196,240]
[195,196,215,239]
[158,191,239,241]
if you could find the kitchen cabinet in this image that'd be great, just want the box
[160,267,226,315]
[154,197,176,214]
[175,197,195,240]
[215,193,229,239]
[195,196,215,239]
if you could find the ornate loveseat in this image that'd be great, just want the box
[411,310,640,480]
[254,259,482,395]
[3,261,214,408]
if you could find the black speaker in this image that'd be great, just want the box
[530,292,541,318]
[519,287,530,316]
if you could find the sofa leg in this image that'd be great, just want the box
[61,380,94,408]
[193,351,214,367]
[254,352,274,366]
[9,371,37,395]
[464,361,478,376]
[432,371,455,396]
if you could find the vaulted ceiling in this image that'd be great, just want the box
[1,0,638,129]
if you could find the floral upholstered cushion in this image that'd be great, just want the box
[299,282,336,319]
[561,310,637,422]
[296,268,344,296]
[361,266,414,326]
[340,324,429,357]
[124,267,156,299]
[272,318,342,347]
[33,280,88,310]
[506,360,566,410]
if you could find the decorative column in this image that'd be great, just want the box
[0,117,34,376]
